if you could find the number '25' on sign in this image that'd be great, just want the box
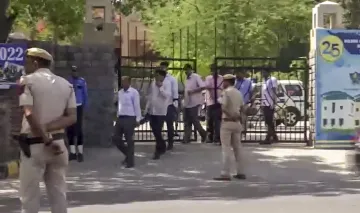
[319,35,344,62]
[0,46,25,62]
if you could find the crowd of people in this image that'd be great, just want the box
[15,47,280,212]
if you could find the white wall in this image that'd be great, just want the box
[355,102,360,127]
[321,99,354,129]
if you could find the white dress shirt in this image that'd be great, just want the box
[118,87,142,122]
[183,73,206,108]
[165,73,179,107]
[261,76,278,107]
[146,80,172,116]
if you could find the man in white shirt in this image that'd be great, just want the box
[260,69,279,145]
[182,64,207,143]
[146,69,172,159]
[113,76,141,168]
[160,61,179,150]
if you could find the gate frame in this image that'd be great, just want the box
[213,56,311,145]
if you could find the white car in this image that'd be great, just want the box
[252,80,306,126]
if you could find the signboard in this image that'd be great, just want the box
[315,29,360,144]
[0,43,27,85]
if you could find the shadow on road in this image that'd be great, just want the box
[0,144,359,212]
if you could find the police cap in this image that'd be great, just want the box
[223,74,235,80]
[26,48,53,62]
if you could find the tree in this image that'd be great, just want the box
[0,0,16,42]
[141,0,312,76]
[339,0,360,29]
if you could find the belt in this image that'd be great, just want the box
[118,115,136,118]
[223,118,240,122]
[26,133,65,145]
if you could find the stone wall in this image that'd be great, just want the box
[0,40,116,155]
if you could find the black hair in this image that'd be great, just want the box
[224,78,235,86]
[183,63,192,70]
[160,61,169,67]
[155,69,167,77]
[28,56,51,68]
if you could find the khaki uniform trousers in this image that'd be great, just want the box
[241,105,248,133]
[19,139,68,213]
[220,121,244,176]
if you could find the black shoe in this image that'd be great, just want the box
[213,175,231,181]
[201,135,207,143]
[233,174,246,180]
[125,164,134,168]
[259,141,272,145]
[69,153,77,161]
[167,143,174,151]
[77,153,84,162]
[152,152,161,160]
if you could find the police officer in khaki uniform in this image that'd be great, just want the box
[18,48,77,213]
[213,74,246,181]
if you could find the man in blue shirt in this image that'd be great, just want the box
[67,66,88,162]
[113,76,141,168]
[160,61,179,150]
[235,69,253,137]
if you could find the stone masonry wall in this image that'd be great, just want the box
[0,40,116,157]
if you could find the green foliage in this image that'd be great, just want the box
[9,0,84,43]
[339,0,360,29]
[141,0,313,76]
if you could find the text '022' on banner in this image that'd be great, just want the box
[0,44,27,65]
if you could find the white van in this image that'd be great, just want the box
[252,80,305,126]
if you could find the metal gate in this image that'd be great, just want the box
[118,56,197,142]
[214,57,310,144]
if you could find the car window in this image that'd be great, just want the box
[284,84,303,97]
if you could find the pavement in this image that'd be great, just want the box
[1,143,360,213]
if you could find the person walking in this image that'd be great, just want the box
[160,61,179,150]
[260,68,279,145]
[234,69,253,138]
[113,76,141,168]
[182,64,207,143]
[66,65,88,162]
[146,69,172,160]
[18,48,77,213]
[204,64,223,144]
[214,74,246,181]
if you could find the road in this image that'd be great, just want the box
[1,143,360,212]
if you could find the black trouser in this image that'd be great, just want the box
[66,105,84,146]
[165,105,177,145]
[184,105,207,143]
[113,116,136,165]
[206,103,221,142]
[149,115,166,154]
[262,106,278,141]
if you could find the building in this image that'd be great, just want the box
[354,94,360,127]
[321,91,354,130]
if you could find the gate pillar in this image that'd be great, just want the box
[83,0,116,45]
[310,1,360,148]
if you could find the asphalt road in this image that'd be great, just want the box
[1,144,360,213]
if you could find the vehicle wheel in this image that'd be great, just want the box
[285,107,300,127]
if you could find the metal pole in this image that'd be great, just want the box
[214,18,217,57]
[187,26,190,59]
[195,22,198,59]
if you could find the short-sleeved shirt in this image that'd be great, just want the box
[19,68,76,135]
[235,78,252,104]
[184,73,205,108]
[205,74,223,106]
[220,86,244,119]
[261,76,278,107]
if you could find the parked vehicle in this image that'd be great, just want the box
[252,80,306,126]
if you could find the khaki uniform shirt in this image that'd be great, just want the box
[220,86,244,119]
[19,68,77,136]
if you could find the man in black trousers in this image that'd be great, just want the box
[146,69,172,159]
